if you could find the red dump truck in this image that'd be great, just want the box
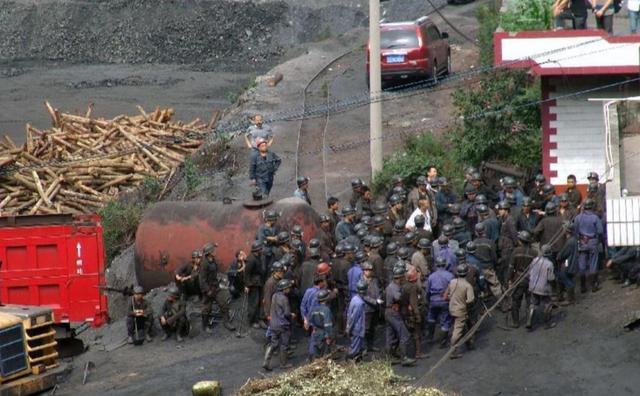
[0,213,109,338]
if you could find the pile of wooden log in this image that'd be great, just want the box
[0,102,207,215]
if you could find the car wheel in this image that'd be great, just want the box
[432,61,438,84]
[446,53,452,76]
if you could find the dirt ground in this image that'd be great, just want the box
[61,274,640,395]
[5,0,639,394]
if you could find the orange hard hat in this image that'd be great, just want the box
[316,262,331,275]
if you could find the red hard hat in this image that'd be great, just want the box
[316,262,331,275]
[255,137,267,147]
[407,268,418,282]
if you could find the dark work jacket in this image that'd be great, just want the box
[263,276,279,316]
[473,237,497,269]
[127,297,153,318]
[270,291,292,330]
[556,236,579,275]
[256,224,279,257]
[610,246,639,266]
[509,245,539,283]
[300,258,319,293]
[244,254,264,288]
[534,214,565,253]
[161,299,186,326]
[249,150,281,183]
[199,257,220,294]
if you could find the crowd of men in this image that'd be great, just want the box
[127,134,633,370]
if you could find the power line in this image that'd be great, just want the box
[210,37,623,137]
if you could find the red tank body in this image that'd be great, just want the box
[134,198,320,290]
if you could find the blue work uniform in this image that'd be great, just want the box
[335,220,355,242]
[308,304,333,359]
[347,263,363,301]
[249,150,281,195]
[425,268,453,331]
[384,282,410,351]
[573,210,603,274]
[269,291,291,353]
[300,286,321,324]
[346,294,366,358]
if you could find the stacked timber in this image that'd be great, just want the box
[0,102,206,215]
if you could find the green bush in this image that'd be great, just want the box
[476,1,501,67]
[372,133,463,194]
[183,157,203,197]
[99,201,146,265]
[500,0,554,32]
[450,69,541,169]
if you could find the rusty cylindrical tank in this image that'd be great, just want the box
[134,198,320,290]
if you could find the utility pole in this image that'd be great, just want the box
[369,0,383,176]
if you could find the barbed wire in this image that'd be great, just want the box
[0,36,635,181]
[209,36,615,136]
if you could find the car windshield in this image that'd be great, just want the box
[380,29,418,49]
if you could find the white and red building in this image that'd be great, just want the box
[494,30,640,245]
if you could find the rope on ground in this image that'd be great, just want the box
[414,225,568,386]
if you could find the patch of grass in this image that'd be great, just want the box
[317,26,332,41]
[226,90,240,104]
[140,176,162,200]
[183,157,203,198]
[99,201,146,265]
[320,81,329,98]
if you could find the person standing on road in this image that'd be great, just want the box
[507,231,538,328]
[263,279,296,371]
[346,280,367,361]
[307,289,334,361]
[497,201,518,284]
[526,245,556,331]
[573,198,604,293]
[249,137,281,196]
[244,114,274,150]
[335,206,357,242]
[361,261,382,352]
[200,242,235,333]
[126,286,154,344]
[533,202,566,297]
[425,257,453,347]
[350,178,365,209]
[293,176,311,205]
[244,241,266,329]
[444,264,475,359]
[403,267,427,359]
[385,266,417,366]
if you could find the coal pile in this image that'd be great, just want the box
[0,0,367,72]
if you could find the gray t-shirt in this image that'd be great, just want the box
[247,125,273,148]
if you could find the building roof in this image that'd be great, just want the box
[494,30,640,76]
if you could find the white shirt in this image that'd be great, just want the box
[629,0,640,12]
[406,207,432,232]
[247,124,273,148]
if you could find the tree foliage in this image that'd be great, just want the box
[450,69,541,168]
[374,0,543,191]
[372,133,463,194]
[500,0,554,32]
[476,1,501,67]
